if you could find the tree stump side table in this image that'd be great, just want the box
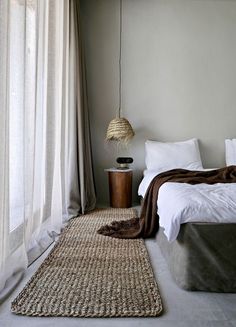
[105,169,132,208]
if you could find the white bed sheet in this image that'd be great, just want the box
[138,170,236,242]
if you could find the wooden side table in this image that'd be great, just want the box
[105,169,132,208]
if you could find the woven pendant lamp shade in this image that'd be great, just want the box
[106,117,135,142]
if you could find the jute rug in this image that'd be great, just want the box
[11,208,163,317]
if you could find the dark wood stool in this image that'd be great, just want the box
[106,169,132,208]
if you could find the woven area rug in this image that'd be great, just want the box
[11,208,163,317]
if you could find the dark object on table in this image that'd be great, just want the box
[116,157,133,169]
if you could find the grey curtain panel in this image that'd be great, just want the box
[67,0,96,216]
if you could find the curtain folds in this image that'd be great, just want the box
[68,0,96,216]
[0,0,96,301]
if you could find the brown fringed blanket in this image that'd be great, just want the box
[97,165,236,239]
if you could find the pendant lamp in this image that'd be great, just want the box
[106,0,135,142]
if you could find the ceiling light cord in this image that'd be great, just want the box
[118,0,122,118]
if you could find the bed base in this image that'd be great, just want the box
[156,223,236,292]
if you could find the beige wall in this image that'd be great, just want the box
[81,0,236,205]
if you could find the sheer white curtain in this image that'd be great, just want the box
[0,0,92,300]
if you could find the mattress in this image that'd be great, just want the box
[156,223,236,292]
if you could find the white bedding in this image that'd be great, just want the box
[138,170,236,242]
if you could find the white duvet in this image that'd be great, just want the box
[138,170,236,242]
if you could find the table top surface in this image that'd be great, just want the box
[104,168,133,172]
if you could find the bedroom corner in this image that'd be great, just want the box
[1,0,236,326]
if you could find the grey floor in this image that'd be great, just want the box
[0,233,236,326]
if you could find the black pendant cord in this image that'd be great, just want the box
[118,0,122,118]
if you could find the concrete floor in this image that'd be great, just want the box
[0,235,236,326]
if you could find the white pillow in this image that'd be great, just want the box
[225,139,236,165]
[145,138,203,171]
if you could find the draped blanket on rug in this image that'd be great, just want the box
[97,165,236,239]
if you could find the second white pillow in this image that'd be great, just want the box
[225,139,236,165]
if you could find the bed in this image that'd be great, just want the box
[137,139,236,292]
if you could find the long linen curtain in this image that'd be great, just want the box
[0,0,96,300]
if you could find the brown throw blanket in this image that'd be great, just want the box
[97,165,236,239]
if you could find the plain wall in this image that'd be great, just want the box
[81,0,236,205]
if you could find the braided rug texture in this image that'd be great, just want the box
[11,208,163,317]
